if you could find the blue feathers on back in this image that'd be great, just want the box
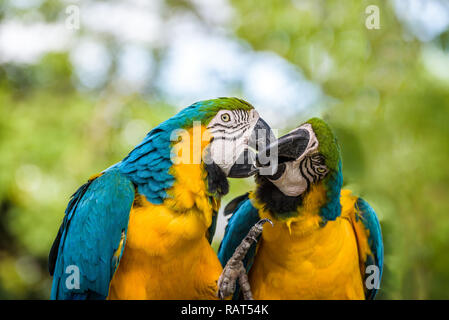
[218,198,261,269]
[118,127,174,204]
[116,104,206,204]
[218,196,261,299]
[320,161,343,222]
[355,197,384,300]
[50,169,135,299]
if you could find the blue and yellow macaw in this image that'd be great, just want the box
[218,118,383,300]
[48,97,272,300]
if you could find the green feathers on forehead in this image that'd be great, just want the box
[304,118,341,171]
[199,97,254,112]
[173,97,254,128]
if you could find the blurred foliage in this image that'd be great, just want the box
[1,0,449,299]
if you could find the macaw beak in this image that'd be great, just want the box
[228,118,274,178]
[256,127,310,168]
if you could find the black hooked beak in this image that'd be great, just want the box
[228,118,274,178]
[256,127,310,168]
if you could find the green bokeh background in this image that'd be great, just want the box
[1,0,449,299]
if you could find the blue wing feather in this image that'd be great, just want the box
[50,169,135,300]
[218,195,260,299]
[355,197,384,300]
[118,126,173,204]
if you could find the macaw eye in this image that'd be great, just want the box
[316,166,327,174]
[221,113,231,122]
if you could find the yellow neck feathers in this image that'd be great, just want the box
[251,183,328,237]
[164,125,219,226]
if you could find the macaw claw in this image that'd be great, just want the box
[216,218,273,300]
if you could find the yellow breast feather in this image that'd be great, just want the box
[108,126,222,299]
[248,186,365,299]
[340,189,373,278]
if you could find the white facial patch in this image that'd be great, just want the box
[207,109,259,175]
[269,123,319,197]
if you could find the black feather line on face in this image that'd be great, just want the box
[208,122,248,130]
[254,174,303,216]
[209,123,250,136]
[299,158,310,191]
[204,161,229,197]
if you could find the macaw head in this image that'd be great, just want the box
[254,118,343,221]
[171,97,273,178]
